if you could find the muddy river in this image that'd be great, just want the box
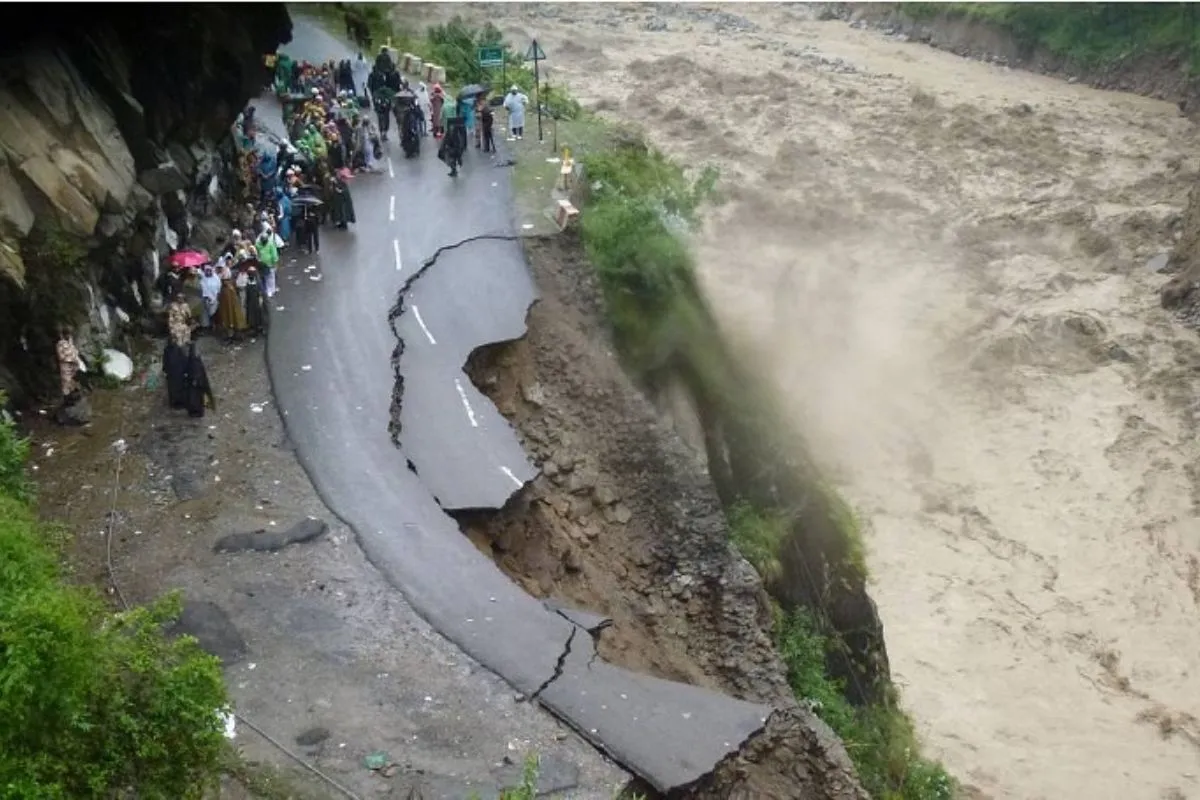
[407,4,1200,798]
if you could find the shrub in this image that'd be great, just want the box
[0,392,30,503]
[776,609,955,800]
[0,401,229,799]
[726,500,790,582]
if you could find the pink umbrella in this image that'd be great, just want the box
[166,249,210,270]
[336,167,353,183]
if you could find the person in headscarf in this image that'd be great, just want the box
[430,84,445,138]
[184,342,216,419]
[55,326,83,401]
[215,261,248,340]
[503,85,529,140]
[297,201,321,254]
[199,263,222,330]
[374,44,394,74]
[244,267,267,335]
[462,93,477,150]
[163,338,188,409]
[167,291,193,348]
[416,82,431,137]
[256,227,280,298]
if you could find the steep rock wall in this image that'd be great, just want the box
[0,7,292,403]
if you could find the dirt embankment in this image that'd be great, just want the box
[827,3,1200,107]
[460,231,867,799]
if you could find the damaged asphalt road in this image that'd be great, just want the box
[266,17,776,794]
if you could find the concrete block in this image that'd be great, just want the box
[555,199,579,230]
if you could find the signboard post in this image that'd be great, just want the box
[477,46,504,68]
[524,39,547,143]
[478,45,506,89]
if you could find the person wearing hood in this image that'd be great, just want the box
[184,342,216,419]
[430,84,445,138]
[199,264,222,330]
[353,52,371,101]
[374,45,394,75]
[167,291,193,348]
[415,82,431,137]
[163,337,188,410]
[503,85,529,140]
[256,227,280,298]
[243,267,267,335]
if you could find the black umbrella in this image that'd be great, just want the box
[457,83,490,100]
[291,195,325,208]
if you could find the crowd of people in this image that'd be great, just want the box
[138,45,535,419]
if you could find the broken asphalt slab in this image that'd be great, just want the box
[267,17,777,793]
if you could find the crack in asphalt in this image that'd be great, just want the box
[385,233,523,446]
[522,625,576,704]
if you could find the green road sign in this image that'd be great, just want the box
[524,41,547,62]
[477,46,504,68]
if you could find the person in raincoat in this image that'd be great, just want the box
[503,85,528,139]
[353,52,371,101]
[199,263,222,330]
[256,227,280,297]
[415,82,431,137]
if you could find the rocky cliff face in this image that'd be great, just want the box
[0,7,292,403]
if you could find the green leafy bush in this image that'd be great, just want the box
[0,393,30,503]
[0,400,229,799]
[776,609,955,800]
[726,500,790,582]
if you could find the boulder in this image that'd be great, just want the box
[138,161,189,195]
[101,349,133,381]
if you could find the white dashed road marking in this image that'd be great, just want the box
[499,466,524,488]
[412,305,436,345]
[454,378,478,427]
[389,194,395,222]
[393,239,402,272]
[387,157,394,178]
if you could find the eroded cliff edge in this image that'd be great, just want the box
[0,7,292,402]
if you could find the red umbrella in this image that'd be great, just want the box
[166,249,210,269]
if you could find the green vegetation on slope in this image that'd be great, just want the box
[775,608,954,800]
[0,396,229,798]
[903,2,1200,70]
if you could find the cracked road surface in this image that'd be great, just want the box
[265,17,775,793]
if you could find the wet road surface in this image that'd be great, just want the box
[264,17,775,792]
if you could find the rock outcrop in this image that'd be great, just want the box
[0,7,292,400]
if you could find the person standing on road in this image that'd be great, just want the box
[480,101,496,153]
[503,85,528,140]
[416,82,431,137]
[352,52,370,101]
[430,84,445,138]
[55,326,83,402]
[462,94,477,151]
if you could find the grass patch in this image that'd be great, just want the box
[776,609,956,800]
[902,2,1200,71]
